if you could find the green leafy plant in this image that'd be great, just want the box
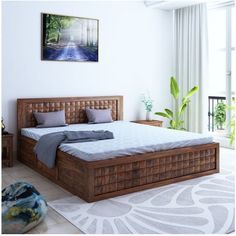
[155,76,199,130]
[214,102,226,130]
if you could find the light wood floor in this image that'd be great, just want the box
[2,161,82,234]
[2,147,235,234]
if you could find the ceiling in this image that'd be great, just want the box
[144,0,235,10]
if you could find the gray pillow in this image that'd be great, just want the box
[34,110,67,128]
[86,108,113,124]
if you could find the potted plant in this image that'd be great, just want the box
[155,76,199,130]
[141,94,154,121]
[2,118,6,133]
[214,102,226,130]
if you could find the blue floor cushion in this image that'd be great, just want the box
[2,182,48,234]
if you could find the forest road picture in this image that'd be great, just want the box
[42,13,99,62]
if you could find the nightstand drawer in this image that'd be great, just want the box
[2,134,14,167]
[2,138,9,147]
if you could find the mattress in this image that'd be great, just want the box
[21,121,213,161]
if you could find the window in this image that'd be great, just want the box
[208,9,226,96]
[208,5,235,135]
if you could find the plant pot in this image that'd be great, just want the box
[146,111,152,121]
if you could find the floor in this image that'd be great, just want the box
[2,147,235,234]
[2,162,82,233]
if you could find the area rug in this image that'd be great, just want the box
[48,169,235,234]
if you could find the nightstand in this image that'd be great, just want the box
[2,133,14,167]
[132,120,163,127]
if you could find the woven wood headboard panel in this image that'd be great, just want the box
[17,96,123,132]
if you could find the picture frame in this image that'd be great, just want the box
[41,13,99,62]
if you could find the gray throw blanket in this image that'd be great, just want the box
[34,130,114,168]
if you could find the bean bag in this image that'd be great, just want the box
[2,182,48,234]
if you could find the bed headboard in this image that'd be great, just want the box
[17,96,123,133]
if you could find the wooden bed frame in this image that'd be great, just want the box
[17,96,219,202]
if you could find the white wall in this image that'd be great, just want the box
[2,1,173,147]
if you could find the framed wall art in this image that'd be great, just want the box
[41,13,99,62]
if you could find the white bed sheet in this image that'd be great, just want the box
[21,121,213,161]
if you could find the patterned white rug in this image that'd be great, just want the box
[48,169,235,234]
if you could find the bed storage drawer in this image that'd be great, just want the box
[57,151,88,199]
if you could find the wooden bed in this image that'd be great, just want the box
[17,96,219,202]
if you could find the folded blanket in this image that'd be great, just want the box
[34,130,114,168]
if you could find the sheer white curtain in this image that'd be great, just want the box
[174,3,208,133]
